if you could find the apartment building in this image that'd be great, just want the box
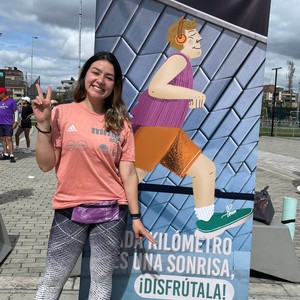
[0,66,27,100]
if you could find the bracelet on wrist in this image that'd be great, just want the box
[35,123,52,134]
[130,213,141,219]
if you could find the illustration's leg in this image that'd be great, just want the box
[186,154,252,239]
[186,154,216,211]
[135,127,253,239]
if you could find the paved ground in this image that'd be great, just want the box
[0,129,299,299]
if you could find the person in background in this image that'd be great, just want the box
[14,96,34,154]
[32,51,156,300]
[0,87,18,163]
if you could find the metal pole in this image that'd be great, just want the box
[78,0,82,76]
[297,81,300,125]
[31,36,38,86]
[271,67,282,137]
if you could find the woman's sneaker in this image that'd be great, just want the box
[14,146,20,153]
[22,148,32,154]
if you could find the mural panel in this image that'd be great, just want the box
[92,1,271,299]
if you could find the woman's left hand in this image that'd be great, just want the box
[132,219,156,244]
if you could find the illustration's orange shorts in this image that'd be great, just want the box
[134,126,201,177]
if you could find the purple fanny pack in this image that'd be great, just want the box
[71,200,119,224]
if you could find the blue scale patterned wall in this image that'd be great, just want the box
[95,0,265,247]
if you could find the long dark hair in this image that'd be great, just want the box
[73,51,130,132]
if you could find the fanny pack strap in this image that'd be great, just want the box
[79,203,118,208]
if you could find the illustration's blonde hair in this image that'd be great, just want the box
[166,17,198,50]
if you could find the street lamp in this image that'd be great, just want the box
[297,81,300,125]
[270,67,282,137]
[78,0,82,76]
[31,36,38,85]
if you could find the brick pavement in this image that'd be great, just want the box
[0,129,299,299]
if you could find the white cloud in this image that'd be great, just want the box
[264,0,300,91]
[0,0,95,91]
[0,0,299,93]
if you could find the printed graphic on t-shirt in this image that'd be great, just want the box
[66,140,76,151]
[65,140,87,151]
[92,127,120,143]
[77,140,88,151]
[92,127,121,158]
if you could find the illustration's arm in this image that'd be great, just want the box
[148,55,205,108]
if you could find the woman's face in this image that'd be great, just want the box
[182,28,202,59]
[84,60,115,100]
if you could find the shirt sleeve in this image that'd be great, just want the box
[120,122,135,162]
[51,106,62,148]
[14,110,18,122]
[12,100,17,111]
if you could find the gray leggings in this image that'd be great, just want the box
[35,206,127,300]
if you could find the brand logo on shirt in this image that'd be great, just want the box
[67,124,77,132]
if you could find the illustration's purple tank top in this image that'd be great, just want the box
[130,52,193,129]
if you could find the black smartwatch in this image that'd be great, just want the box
[130,213,141,220]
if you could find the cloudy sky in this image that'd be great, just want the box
[0,0,299,93]
[0,0,96,92]
[264,0,300,91]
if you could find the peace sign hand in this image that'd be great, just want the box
[32,84,52,125]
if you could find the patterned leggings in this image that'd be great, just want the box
[35,207,127,300]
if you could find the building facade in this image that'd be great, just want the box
[0,67,27,100]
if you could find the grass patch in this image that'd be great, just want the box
[260,126,300,137]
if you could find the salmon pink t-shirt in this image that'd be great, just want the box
[50,102,135,209]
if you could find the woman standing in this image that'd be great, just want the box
[32,52,155,300]
[14,96,34,154]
